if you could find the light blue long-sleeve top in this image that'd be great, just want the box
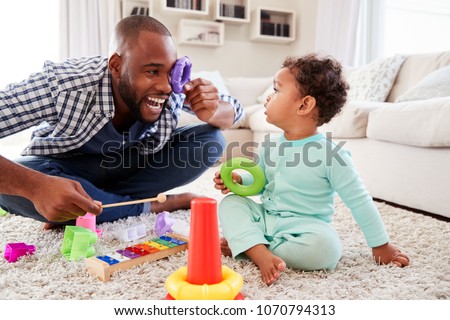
[243,133,389,248]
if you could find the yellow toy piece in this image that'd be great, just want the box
[165,265,243,300]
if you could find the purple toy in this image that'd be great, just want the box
[170,56,192,93]
[4,242,36,263]
[155,211,175,236]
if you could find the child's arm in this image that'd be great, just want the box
[372,242,409,267]
[327,145,409,267]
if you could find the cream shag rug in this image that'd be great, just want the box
[0,168,449,300]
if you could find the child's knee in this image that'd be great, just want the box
[274,234,342,271]
[218,194,248,215]
[284,247,341,271]
[218,195,247,228]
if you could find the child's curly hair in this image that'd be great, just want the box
[282,53,349,126]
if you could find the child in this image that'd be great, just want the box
[213,53,409,286]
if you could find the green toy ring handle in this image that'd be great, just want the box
[220,157,265,196]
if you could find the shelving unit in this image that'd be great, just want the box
[177,19,224,46]
[250,7,296,44]
[163,0,209,16]
[119,1,298,47]
[122,0,152,18]
[214,0,250,24]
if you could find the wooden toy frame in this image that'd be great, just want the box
[85,233,188,282]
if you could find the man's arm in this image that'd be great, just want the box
[183,78,243,130]
[0,155,102,222]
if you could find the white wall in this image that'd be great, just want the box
[151,0,318,77]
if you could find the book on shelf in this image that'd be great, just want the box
[260,22,290,38]
[220,4,245,19]
[167,0,202,11]
[130,6,149,16]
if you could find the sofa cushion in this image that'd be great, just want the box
[257,84,273,104]
[191,70,229,94]
[395,66,450,102]
[225,76,272,107]
[367,97,450,147]
[347,54,406,102]
[319,101,387,138]
[386,51,450,102]
[248,107,282,133]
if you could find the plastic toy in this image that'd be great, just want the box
[170,219,190,238]
[61,226,97,260]
[113,223,147,242]
[3,242,36,263]
[165,197,244,300]
[220,157,266,196]
[170,56,192,93]
[0,207,8,216]
[155,211,190,237]
[85,233,188,282]
[76,212,102,237]
[155,211,174,236]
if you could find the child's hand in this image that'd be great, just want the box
[372,242,409,267]
[213,171,242,194]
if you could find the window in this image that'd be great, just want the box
[0,0,59,88]
[0,0,59,158]
[384,0,450,55]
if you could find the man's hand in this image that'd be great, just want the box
[372,242,409,267]
[183,78,220,122]
[28,175,102,222]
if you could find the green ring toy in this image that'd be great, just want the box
[220,157,265,196]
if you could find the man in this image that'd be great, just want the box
[0,15,242,228]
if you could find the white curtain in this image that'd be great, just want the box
[314,0,386,67]
[59,0,122,59]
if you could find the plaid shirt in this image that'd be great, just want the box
[0,56,243,156]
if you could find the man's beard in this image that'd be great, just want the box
[118,72,145,122]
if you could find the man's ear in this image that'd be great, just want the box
[297,95,316,114]
[108,53,122,78]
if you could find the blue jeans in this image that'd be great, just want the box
[0,124,225,224]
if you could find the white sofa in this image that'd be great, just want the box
[180,51,450,219]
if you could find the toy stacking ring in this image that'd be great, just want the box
[220,157,265,196]
[171,56,192,93]
[165,266,243,300]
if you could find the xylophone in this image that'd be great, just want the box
[85,233,188,282]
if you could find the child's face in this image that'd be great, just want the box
[264,67,303,130]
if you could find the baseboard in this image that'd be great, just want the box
[373,198,450,222]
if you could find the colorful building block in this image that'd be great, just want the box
[0,207,8,217]
[113,223,147,242]
[3,242,36,263]
[76,212,102,237]
[61,226,97,260]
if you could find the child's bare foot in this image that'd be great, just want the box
[41,222,65,230]
[220,237,232,257]
[151,192,202,213]
[245,244,286,286]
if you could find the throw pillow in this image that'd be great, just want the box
[395,66,450,102]
[347,54,406,102]
[190,70,230,95]
[225,76,272,106]
[256,84,274,104]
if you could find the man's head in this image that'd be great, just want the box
[109,15,172,56]
[282,53,349,126]
[108,15,177,124]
